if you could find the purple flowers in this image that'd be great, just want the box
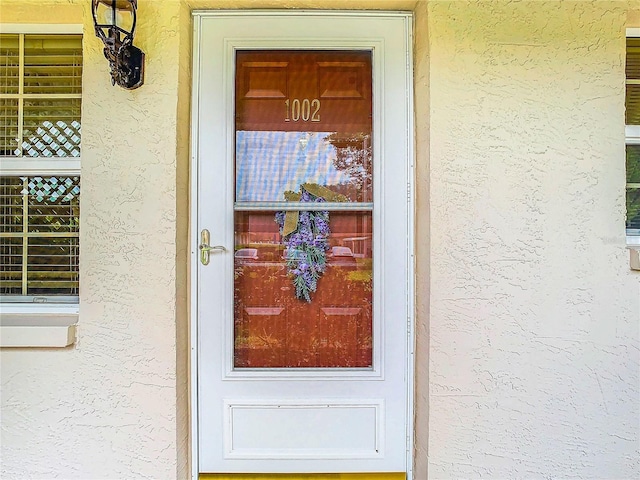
[275,189,330,302]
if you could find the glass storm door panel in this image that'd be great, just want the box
[194,12,412,475]
[234,51,373,369]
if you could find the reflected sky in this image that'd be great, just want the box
[235,131,349,202]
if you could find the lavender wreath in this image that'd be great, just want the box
[275,184,346,302]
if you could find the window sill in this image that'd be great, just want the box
[0,304,78,348]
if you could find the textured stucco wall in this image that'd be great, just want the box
[427,2,639,478]
[413,2,430,479]
[0,2,420,479]
[176,0,193,476]
[1,1,639,479]
[0,1,189,478]
[630,8,640,27]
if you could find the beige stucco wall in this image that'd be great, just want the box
[0,1,639,479]
[0,1,191,478]
[427,1,638,478]
[413,2,430,479]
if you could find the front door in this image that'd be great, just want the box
[192,11,413,474]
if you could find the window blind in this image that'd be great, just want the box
[627,38,640,125]
[0,34,82,158]
[0,176,80,297]
[627,37,640,233]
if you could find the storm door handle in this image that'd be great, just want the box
[199,229,226,265]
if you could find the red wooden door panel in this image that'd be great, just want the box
[235,50,372,133]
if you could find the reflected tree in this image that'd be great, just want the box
[326,133,372,202]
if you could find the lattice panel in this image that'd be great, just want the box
[21,119,81,158]
[27,176,80,233]
[26,176,79,202]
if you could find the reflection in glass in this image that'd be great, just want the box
[236,131,371,203]
[234,211,373,368]
[234,50,374,369]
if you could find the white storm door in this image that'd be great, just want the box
[192,11,413,474]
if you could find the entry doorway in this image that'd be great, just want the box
[190,11,414,476]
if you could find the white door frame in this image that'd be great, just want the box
[189,10,415,479]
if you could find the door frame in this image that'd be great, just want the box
[188,10,415,479]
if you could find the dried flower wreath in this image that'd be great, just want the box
[275,183,347,302]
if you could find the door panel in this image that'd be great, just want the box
[194,12,412,474]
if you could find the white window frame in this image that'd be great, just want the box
[0,24,82,347]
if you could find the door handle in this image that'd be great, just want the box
[199,229,226,265]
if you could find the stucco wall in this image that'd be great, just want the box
[413,2,430,479]
[1,1,639,479]
[427,1,639,478]
[0,1,190,478]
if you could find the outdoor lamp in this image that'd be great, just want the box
[92,0,145,90]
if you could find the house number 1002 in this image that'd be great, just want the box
[285,98,320,122]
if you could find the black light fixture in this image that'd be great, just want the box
[92,0,145,90]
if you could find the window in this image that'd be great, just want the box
[627,30,640,241]
[0,28,82,306]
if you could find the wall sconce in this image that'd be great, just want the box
[92,0,145,90]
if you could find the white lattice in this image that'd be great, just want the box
[22,176,80,203]
[19,120,81,158]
